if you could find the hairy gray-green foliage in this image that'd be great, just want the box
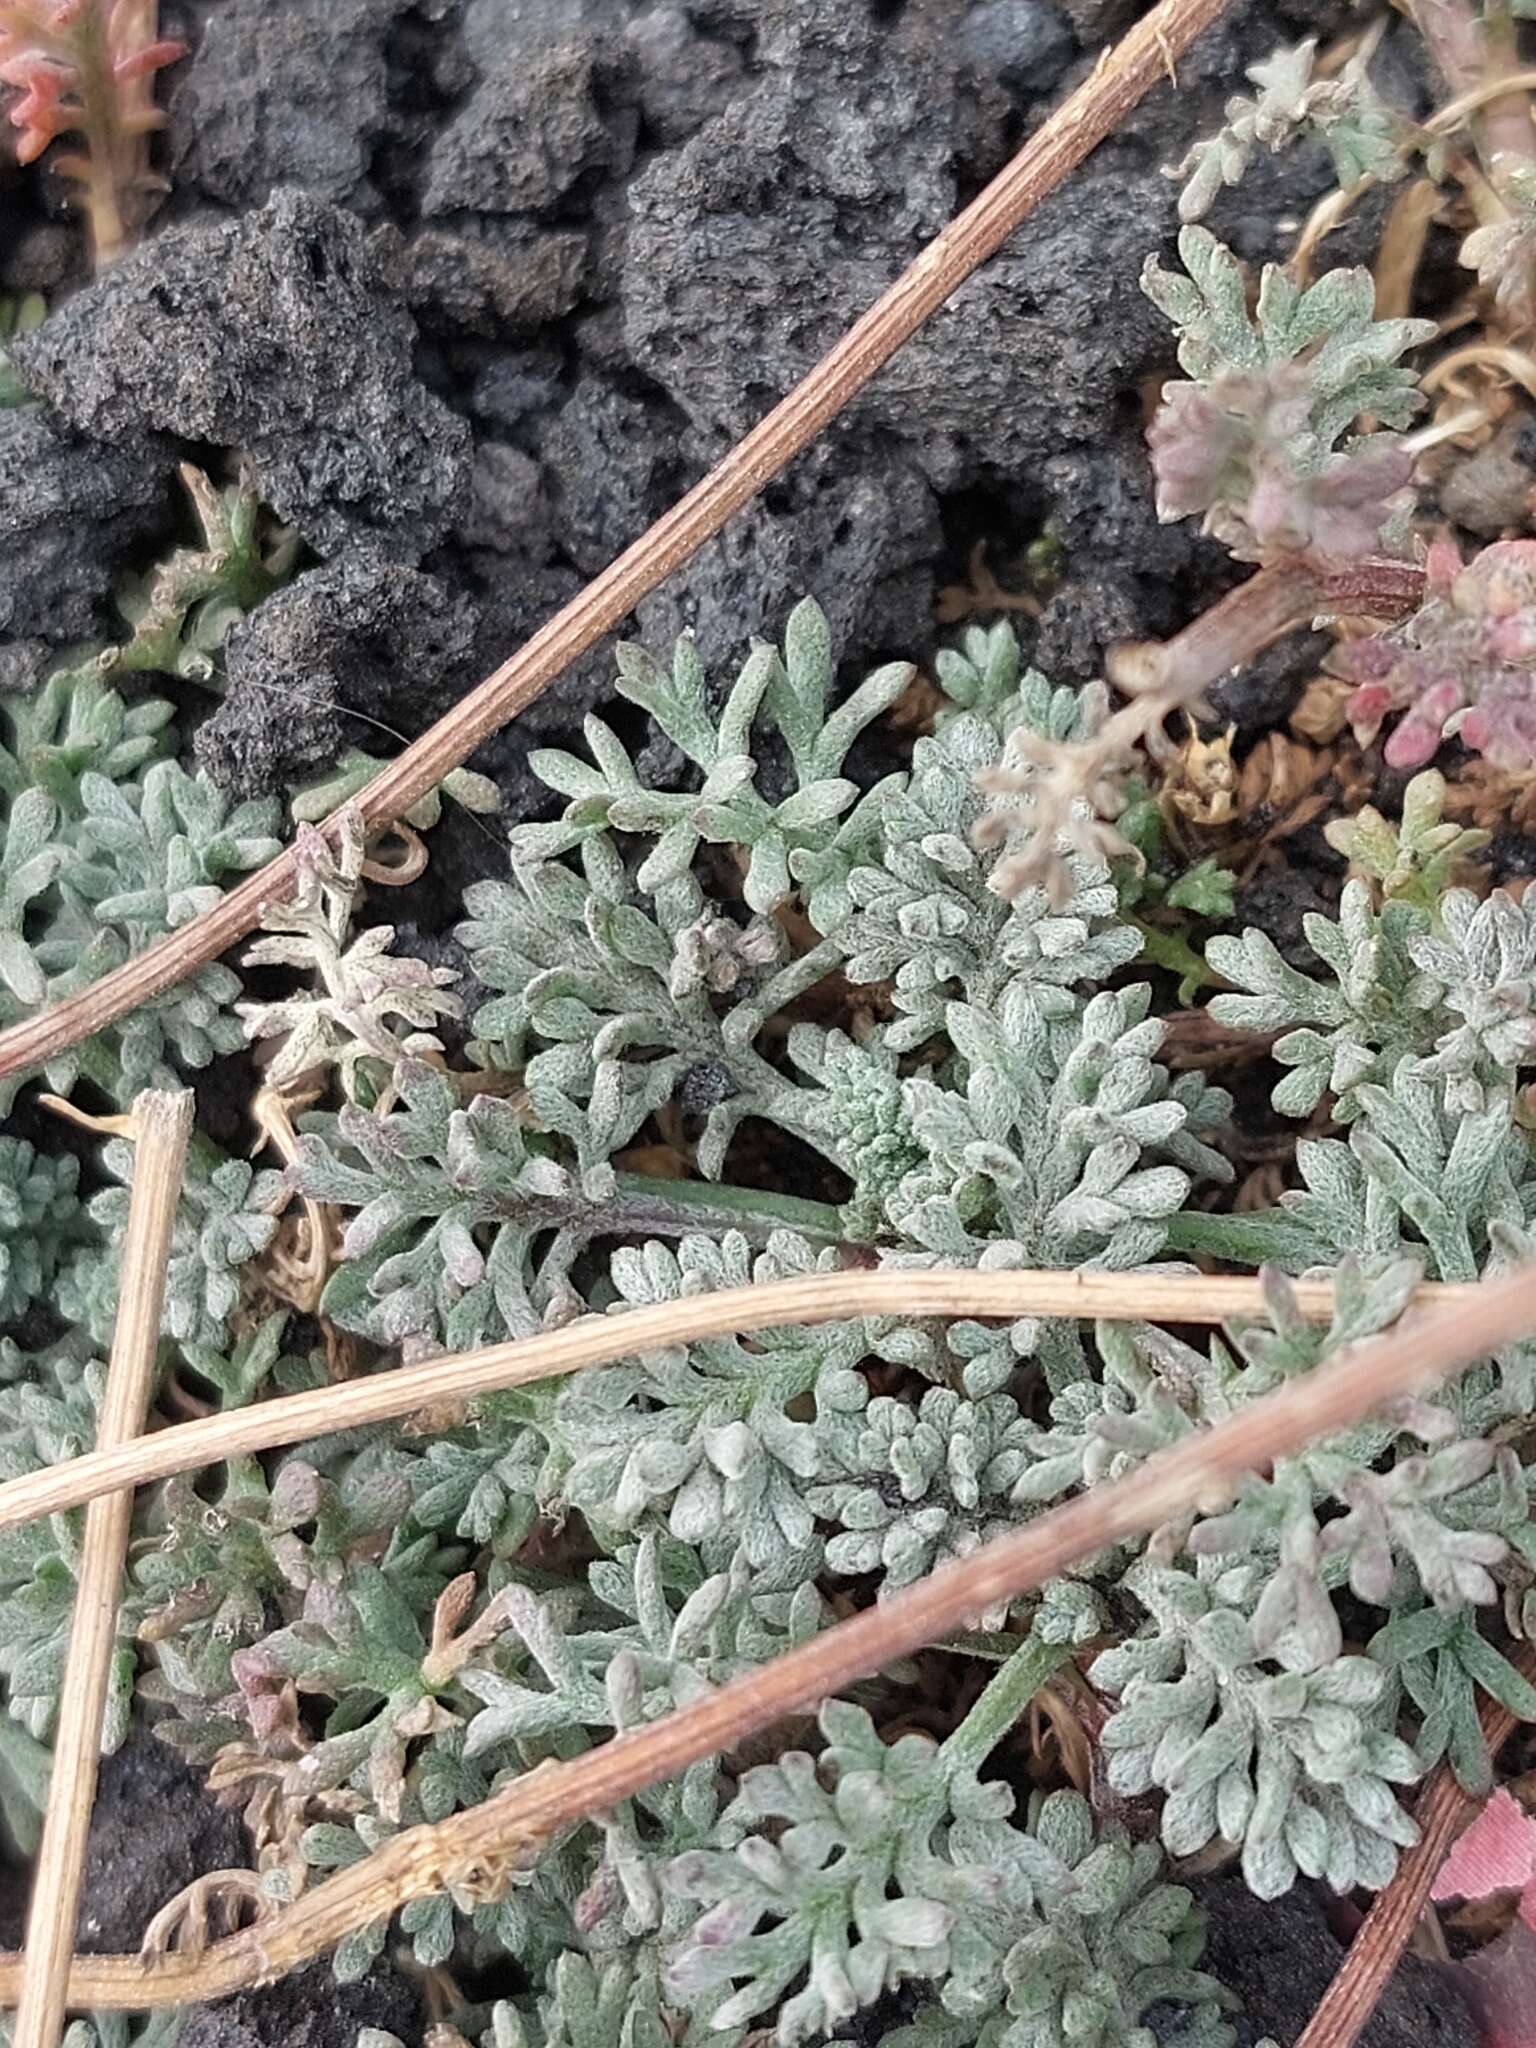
[1143,228,1429,424]
[39,593,1536,2046]
[1173,41,1412,222]
[298,605,1224,1410]
[0,1138,84,1329]
[546,1231,855,1572]
[1011,1257,1536,1862]
[1142,228,1430,563]
[0,1337,138,1744]
[666,1710,1233,2048]
[808,1376,1038,1620]
[1093,1556,1422,1899]
[1207,881,1536,1121]
[60,1135,283,1353]
[0,2018,183,2048]
[0,665,281,1109]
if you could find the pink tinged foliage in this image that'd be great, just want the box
[1147,365,1414,566]
[1338,540,1536,770]
[0,0,185,264]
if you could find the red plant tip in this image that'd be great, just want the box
[112,35,185,82]
[1337,540,1536,770]
[1,55,71,163]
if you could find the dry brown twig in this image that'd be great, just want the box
[0,1267,1484,1536]
[11,1088,192,2048]
[1,1254,1535,2011]
[0,0,1260,1097]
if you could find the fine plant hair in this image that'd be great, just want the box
[0,1260,1530,2020]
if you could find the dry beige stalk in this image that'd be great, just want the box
[0,1268,1482,1536]
[0,0,1238,1098]
[1,1253,1534,2012]
[11,1088,192,2048]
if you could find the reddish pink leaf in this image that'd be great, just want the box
[1434,1790,1536,1905]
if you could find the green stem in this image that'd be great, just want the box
[939,1630,1070,1778]
[611,1170,849,1246]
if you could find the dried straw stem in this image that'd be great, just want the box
[1,1252,1533,2013]
[11,1089,192,2048]
[0,1269,1481,1536]
[1294,1648,1536,2048]
[0,0,1234,1097]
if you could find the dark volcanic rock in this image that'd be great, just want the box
[0,409,171,643]
[539,377,684,575]
[1041,442,1220,589]
[196,553,480,797]
[168,0,415,212]
[455,441,552,556]
[0,640,48,694]
[423,36,634,218]
[962,0,1075,86]
[1206,629,1330,741]
[387,222,591,336]
[632,440,942,681]
[12,190,471,561]
[623,26,954,445]
[627,5,750,144]
[460,0,619,69]
[76,1734,250,1953]
[623,4,1174,495]
[1033,573,1145,682]
[865,167,1175,490]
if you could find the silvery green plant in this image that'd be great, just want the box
[808,1376,1039,1621]
[1173,40,1413,222]
[0,665,281,1110]
[0,1338,138,1744]
[61,1134,283,1352]
[1092,1556,1423,1899]
[298,605,1225,1401]
[1005,1254,1536,1847]
[1204,879,1434,1119]
[664,1651,1233,2048]
[547,1231,856,1572]
[1321,768,1489,914]
[0,1137,83,1329]
[100,465,297,688]
[29,589,1536,2047]
[0,2019,184,2048]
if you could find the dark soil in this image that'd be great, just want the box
[179,1959,424,2048]
[1190,1874,1483,2048]
[0,1,1511,2044]
[0,1731,250,1951]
